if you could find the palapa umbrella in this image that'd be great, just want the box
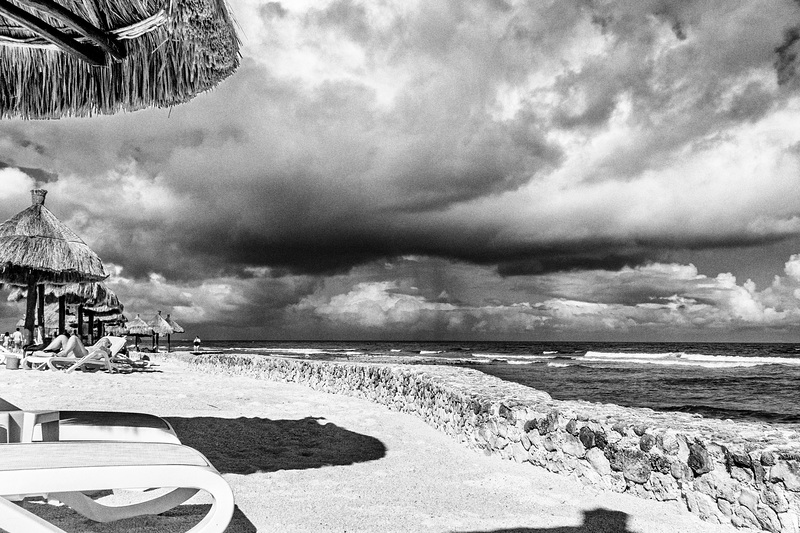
[15,302,74,338]
[147,310,173,352]
[0,189,107,345]
[164,313,183,352]
[7,281,121,339]
[125,313,152,349]
[0,0,240,119]
[83,287,123,341]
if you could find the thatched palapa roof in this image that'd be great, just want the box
[165,313,184,333]
[7,281,120,308]
[0,189,108,285]
[16,302,73,329]
[0,0,240,118]
[148,310,174,335]
[126,313,153,335]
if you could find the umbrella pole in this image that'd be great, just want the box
[23,279,37,346]
[77,304,83,340]
[58,295,66,334]
[37,284,45,340]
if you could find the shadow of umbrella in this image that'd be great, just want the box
[454,509,633,533]
[0,189,107,345]
[166,416,388,475]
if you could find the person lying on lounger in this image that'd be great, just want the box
[43,332,112,359]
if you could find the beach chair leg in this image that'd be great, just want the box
[52,487,200,522]
[0,496,67,532]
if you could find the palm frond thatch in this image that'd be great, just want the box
[148,310,174,335]
[0,190,107,285]
[165,313,184,333]
[16,302,73,329]
[0,0,240,119]
[93,310,125,322]
[125,313,153,335]
[7,281,120,308]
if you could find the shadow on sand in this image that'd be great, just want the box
[166,415,388,475]
[19,417,385,532]
[455,509,633,533]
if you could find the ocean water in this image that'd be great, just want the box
[169,340,800,426]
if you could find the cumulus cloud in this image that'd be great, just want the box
[287,255,800,340]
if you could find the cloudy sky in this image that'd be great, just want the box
[2,0,800,342]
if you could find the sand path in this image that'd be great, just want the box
[1,357,740,533]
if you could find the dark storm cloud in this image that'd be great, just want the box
[1,0,799,293]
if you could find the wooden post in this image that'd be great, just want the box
[24,0,126,60]
[87,310,95,344]
[58,295,66,334]
[23,279,37,346]
[37,284,45,340]
[77,304,84,340]
[0,0,106,65]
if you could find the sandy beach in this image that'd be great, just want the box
[2,356,742,533]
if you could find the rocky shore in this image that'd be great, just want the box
[170,352,800,533]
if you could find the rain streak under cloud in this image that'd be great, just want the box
[2,0,800,341]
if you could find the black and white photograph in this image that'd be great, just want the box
[1,0,800,531]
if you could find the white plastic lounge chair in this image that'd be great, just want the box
[22,337,114,370]
[46,336,129,373]
[0,398,180,444]
[0,441,234,533]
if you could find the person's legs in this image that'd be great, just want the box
[41,334,69,352]
[56,336,90,358]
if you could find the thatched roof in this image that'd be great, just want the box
[165,313,184,333]
[16,302,73,329]
[125,313,152,335]
[94,311,125,322]
[6,281,120,308]
[0,0,240,119]
[148,310,174,335]
[0,189,108,285]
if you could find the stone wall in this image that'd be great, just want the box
[183,353,800,533]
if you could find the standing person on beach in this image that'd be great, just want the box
[11,328,22,352]
[2,332,9,350]
[193,335,201,352]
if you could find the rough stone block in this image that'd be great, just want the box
[771,462,800,492]
[735,505,762,530]
[778,511,799,533]
[688,441,714,475]
[579,426,596,449]
[718,498,732,517]
[586,448,612,476]
[565,419,579,436]
[512,442,528,464]
[694,470,739,503]
[740,486,760,515]
[650,472,680,501]
[762,483,790,513]
[755,504,782,533]
[621,450,652,484]
[640,433,656,452]
[562,434,586,458]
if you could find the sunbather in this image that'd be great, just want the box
[45,332,112,359]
